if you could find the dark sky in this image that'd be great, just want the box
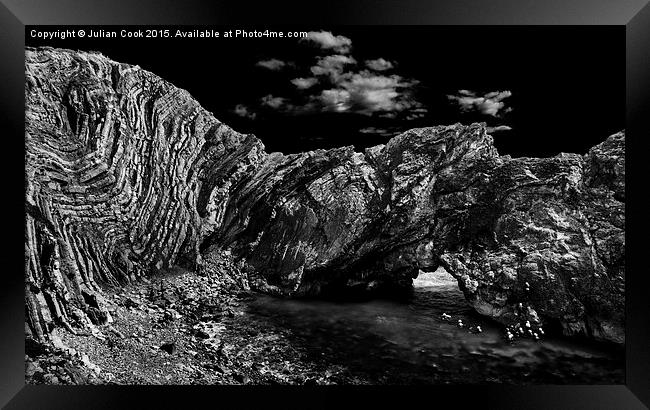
[26,26,624,157]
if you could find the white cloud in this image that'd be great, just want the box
[291,77,319,89]
[485,91,511,100]
[324,70,422,116]
[258,95,319,115]
[338,72,402,114]
[319,89,351,112]
[266,68,425,118]
[447,90,512,117]
[249,32,426,120]
[310,54,357,81]
[260,95,286,109]
[365,58,394,71]
[359,126,399,137]
[256,58,288,71]
[233,104,256,120]
[301,31,352,54]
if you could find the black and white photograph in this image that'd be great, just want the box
[24,25,626,386]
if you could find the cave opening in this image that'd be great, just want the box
[412,267,459,290]
[410,267,473,314]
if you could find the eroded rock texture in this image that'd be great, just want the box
[25,47,625,344]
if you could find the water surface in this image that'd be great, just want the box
[238,269,624,384]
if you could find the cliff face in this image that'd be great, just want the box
[25,48,625,344]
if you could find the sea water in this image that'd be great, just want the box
[238,268,624,384]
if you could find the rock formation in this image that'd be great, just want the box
[25,47,625,345]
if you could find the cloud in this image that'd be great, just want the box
[405,107,428,121]
[485,91,511,99]
[486,125,512,133]
[365,58,394,71]
[301,31,352,54]
[330,71,413,115]
[259,95,318,115]
[256,58,288,71]
[260,95,286,109]
[447,90,512,117]
[233,104,257,120]
[359,126,400,137]
[318,89,350,112]
[310,54,357,81]
[323,70,423,116]
[291,77,318,89]
[244,31,426,121]
[265,68,425,118]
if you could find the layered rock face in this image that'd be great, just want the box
[25,47,625,344]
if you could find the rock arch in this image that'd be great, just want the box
[25,48,625,345]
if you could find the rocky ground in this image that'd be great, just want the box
[25,263,364,385]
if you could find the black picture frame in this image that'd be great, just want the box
[2,1,649,408]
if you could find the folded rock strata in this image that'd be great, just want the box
[25,47,625,344]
